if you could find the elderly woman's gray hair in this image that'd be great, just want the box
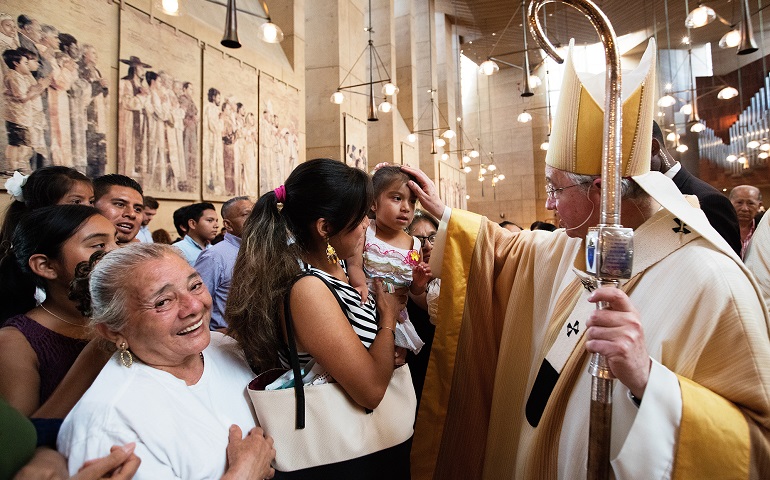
[89,243,183,332]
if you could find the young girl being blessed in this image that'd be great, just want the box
[347,166,432,358]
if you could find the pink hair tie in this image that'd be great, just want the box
[274,185,286,203]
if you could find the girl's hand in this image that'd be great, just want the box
[353,284,369,305]
[411,263,432,293]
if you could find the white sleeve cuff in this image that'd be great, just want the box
[428,206,452,278]
[611,358,681,479]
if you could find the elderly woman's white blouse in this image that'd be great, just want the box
[57,333,256,479]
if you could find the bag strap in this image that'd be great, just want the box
[283,266,352,429]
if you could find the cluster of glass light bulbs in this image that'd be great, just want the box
[330,82,399,113]
[727,141,770,164]
[406,127,455,145]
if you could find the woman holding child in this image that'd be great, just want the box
[227,158,415,478]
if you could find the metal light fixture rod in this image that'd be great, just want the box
[368,39,378,121]
[367,0,378,121]
[529,2,632,479]
[221,0,240,48]
[489,57,525,70]
[521,0,534,97]
[738,0,759,55]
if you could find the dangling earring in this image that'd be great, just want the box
[118,341,133,368]
[326,239,339,265]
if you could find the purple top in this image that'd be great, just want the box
[3,315,89,407]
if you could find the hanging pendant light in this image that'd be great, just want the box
[657,94,677,107]
[479,59,500,76]
[158,0,183,16]
[259,21,284,43]
[690,122,706,133]
[330,91,344,104]
[382,83,399,96]
[717,86,739,99]
[685,4,717,28]
[517,111,533,123]
[720,28,742,49]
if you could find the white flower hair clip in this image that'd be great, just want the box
[4,171,28,202]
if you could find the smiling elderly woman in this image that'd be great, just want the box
[57,243,275,479]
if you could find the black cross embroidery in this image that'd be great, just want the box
[672,218,691,235]
[567,321,579,336]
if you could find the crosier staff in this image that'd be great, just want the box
[527,1,633,479]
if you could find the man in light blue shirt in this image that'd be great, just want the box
[175,202,219,265]
[136,196,158,243]
[194,196,253,331]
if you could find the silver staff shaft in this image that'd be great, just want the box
[527,1,633,479]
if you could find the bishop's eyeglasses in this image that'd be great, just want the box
[545,181,592,199]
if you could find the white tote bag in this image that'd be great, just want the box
[247,269,416,471]
[248,364,415,471]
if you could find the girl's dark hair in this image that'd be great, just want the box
[227,158,373,371]
[0,166,91,248]
[0,205,99,322]
[371,165,417,198]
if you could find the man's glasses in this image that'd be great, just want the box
[414,234,436,245]
[545,181,592,199]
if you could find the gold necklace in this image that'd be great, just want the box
[40,303,87,328]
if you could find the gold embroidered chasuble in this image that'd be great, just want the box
[412,207,770,480]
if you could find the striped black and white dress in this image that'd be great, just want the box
[279,263,379,370]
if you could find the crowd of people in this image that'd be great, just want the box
[1,13,108,178]
[1,35,769,480]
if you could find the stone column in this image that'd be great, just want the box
[305,0,367,161]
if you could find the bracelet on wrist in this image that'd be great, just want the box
[378,325,396,339]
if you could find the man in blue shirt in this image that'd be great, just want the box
[136,196,158,243]
[194,196,253,331]
[175,202,219,265]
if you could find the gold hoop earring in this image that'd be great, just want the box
[118,342,133,368]
[326,240,339,265]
